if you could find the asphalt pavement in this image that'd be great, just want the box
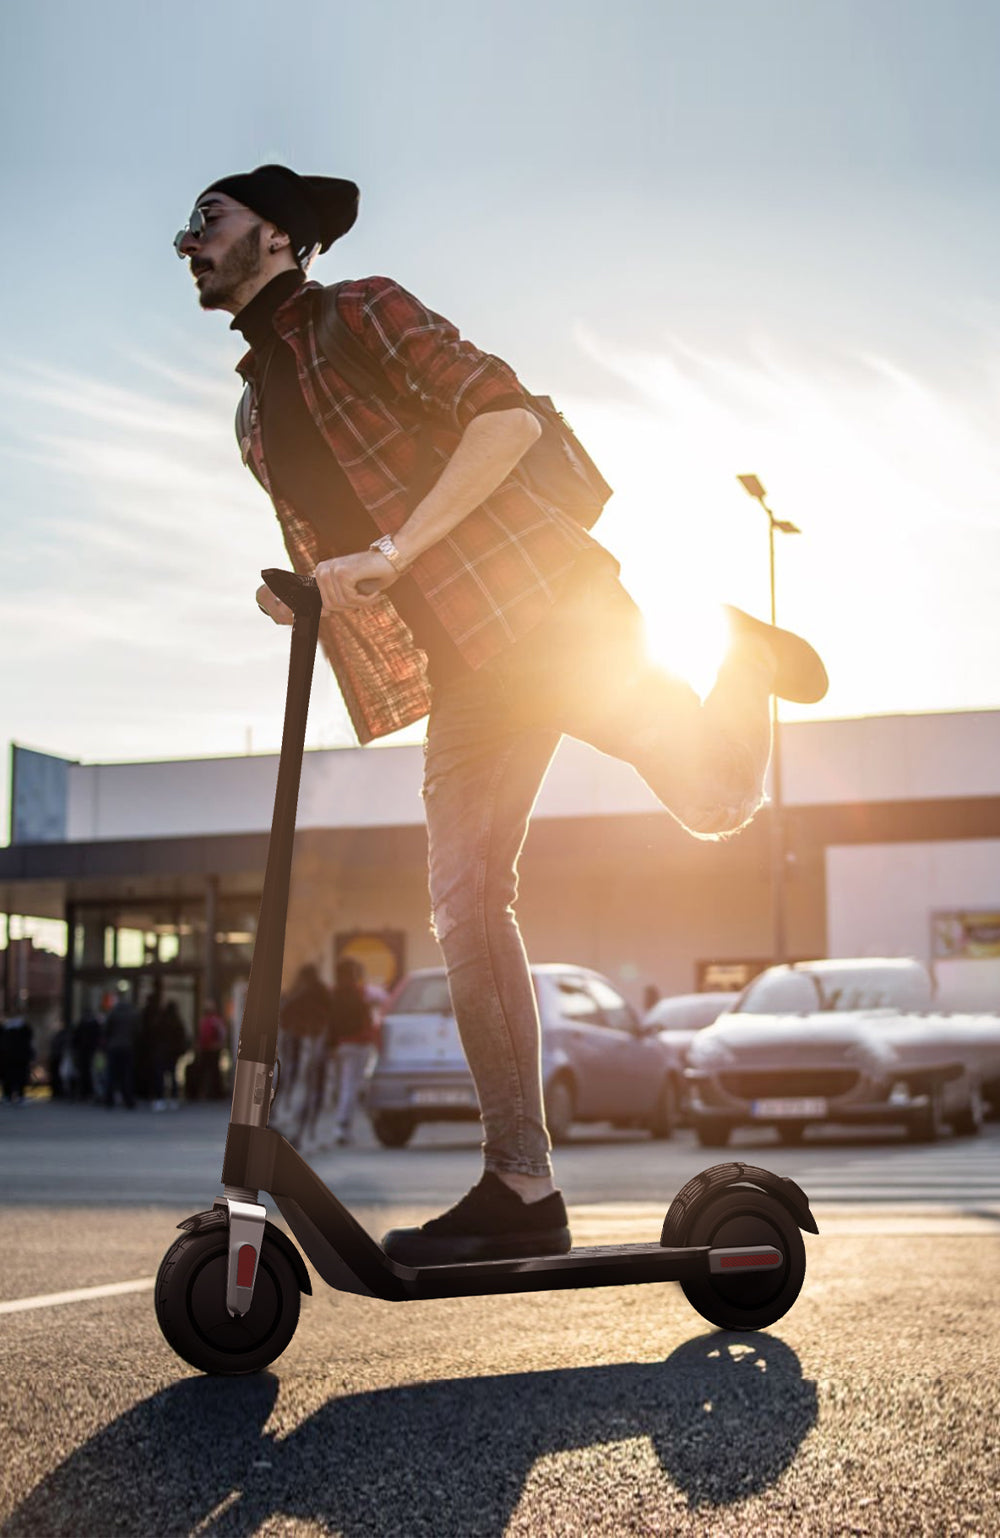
[1,1102,998,1536]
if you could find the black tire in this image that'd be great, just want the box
[679,1188,806,1332]
[950,1082,984,1139]
[648,1076,676,1140]
[545,1077,575,1145]
[695,1119,731,1148]
[906,1085,945,1143]
[371,1110,417,1148]
[155,1225,301,1376]
[776,1121,807,1146]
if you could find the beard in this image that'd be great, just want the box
[197,223,264,311]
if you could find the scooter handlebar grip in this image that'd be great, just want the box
[261,569,321,617]
[261,568,383,611]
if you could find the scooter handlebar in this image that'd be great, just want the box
[261,568,381,615]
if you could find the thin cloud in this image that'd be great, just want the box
[572,324,1000,536]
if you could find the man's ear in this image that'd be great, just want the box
[267,226,292,254]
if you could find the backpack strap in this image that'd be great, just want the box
[235,383,265,487]
[313,283,436,492]
[233,281,410,480]
[314,284,428,424]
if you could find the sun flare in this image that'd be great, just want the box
[638,599,730,701]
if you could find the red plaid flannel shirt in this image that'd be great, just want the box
[237,277,610,743]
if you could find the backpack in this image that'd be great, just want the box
[235,282,612,529]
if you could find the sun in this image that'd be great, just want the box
[637,598,730,701]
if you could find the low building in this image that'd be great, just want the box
[2,709,1000,1037]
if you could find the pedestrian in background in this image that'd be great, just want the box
[329,958,379,1146]
[279,964,335,1146]
[72,1005,101,1101]
[152,999,188,1111]
[103,993,139,1109]
[195,1000,227,1101]
[139,987,164,1104]
[279,964,331,1097]
[49,1024,74,1099]
[1,1014,34,1104]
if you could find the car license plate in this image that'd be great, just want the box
[410,1087,477,1107]
[751,1097,827,1118]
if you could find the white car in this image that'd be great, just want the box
[685,961,999,1145]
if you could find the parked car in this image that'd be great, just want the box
[685,958,998,1146]
[365,964,675,1147]
[643,992,740,1122]
[732,957,1000,1114]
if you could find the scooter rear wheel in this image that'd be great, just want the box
[679,1189,805,1331]
[155,1225,301,1375]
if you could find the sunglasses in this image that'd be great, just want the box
[173,205,215,258]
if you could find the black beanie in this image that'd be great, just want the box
[197,164,359,262]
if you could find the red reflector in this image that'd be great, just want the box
[720,1252,777,1269]
[236,1244,257,1288]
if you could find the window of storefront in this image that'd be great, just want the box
[68,894,259,1040]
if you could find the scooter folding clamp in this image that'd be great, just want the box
[222,1196,267,1317]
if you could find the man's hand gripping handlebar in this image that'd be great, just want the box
[255,566,384,626]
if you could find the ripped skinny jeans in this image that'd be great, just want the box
[422,569,773,1178]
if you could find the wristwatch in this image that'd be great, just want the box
[369,534,409,575]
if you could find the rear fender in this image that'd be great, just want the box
[660,1160,819,1247]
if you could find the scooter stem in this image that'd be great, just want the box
[231,570,321,1069]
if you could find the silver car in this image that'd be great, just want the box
[685,962,992,1146]
[365,963,675,1146]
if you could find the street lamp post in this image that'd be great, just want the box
[736,474,801,964]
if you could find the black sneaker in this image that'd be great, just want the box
[724,605,829,704]
[380,1172,572,1267]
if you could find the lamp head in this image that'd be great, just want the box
[737,473,767,501]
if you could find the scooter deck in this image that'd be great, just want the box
[224,1122,779,1304]
[397,1242,717,1301]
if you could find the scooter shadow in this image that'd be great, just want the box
[4,1333,817,1537]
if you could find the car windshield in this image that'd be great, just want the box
[655,997,736,1030]
[390,975,453,1015]
[733,970,824,1014]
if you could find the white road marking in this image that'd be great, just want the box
[0,1277,156,1315]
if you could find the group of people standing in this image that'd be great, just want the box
[277,957,381,1148]
[45,991,229,1109]
[26,958,380,1136]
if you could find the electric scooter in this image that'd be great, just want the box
[155,569,819,1377]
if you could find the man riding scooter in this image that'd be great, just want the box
[175,163,827,1267]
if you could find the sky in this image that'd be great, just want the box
[2,0,999,853]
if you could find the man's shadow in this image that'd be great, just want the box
[5,1334,817,1537]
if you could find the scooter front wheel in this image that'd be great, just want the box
[155,1223,301,1375]
[679,1189,806,1332]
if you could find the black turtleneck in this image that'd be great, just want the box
[232,271,469,686]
